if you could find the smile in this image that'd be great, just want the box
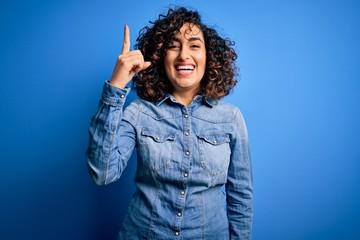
[175,64,195,76]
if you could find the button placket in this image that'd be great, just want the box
[174,108,190,236]
[181,110,191,180]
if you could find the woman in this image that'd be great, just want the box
[87,7,253,239]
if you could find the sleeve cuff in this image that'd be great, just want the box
[100,81,131,106]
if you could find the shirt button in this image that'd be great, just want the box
[184,172,189,177]
[155,137,160,141]
[120,94,125,99]
[213,140,217,144]
[184,114,189,119]
[180,190,185,195]
[185,151,190,156]
[177,212,182,217]
[175,231,180,236]
[184,131,190,136]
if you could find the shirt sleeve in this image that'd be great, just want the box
[86,81,138,185]
[226,108,253,239]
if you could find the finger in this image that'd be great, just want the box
[121,24,130,54]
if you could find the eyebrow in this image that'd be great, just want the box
[173,37,204,43]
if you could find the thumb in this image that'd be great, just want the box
[142,61,152,70]
[134,61,152,74]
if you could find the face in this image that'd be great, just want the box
[164,23,206,96]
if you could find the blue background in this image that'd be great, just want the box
[1,0,359,239]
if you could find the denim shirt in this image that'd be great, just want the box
[87,81,253,240]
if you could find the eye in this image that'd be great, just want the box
[168,43,180,50]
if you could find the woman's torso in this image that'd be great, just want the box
[118,95,239,239]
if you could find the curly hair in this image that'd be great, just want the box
[133,7,238,101]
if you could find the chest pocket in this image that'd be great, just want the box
[197,133,231,176]
[140,128,176,172]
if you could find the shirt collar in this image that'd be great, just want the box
[155,94,218,107]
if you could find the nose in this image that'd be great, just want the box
[178,47,190,60]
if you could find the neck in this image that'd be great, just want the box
[172,90,197,107]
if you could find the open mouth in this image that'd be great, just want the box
[175,64,195,75]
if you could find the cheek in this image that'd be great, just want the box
[197,51,206,67]
[164,54,175,68]
[164,56,169,68]
[163,58,173,80]
[198,55,206,72]
[164,57,171,71]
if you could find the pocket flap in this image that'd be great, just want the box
[197,133,230,145]
[141,128,176,143]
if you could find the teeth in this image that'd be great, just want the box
[176,65,194,70]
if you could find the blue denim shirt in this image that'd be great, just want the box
[87,81,253,239]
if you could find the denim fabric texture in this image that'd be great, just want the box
[87,81,253,239]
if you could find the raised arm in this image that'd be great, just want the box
[86,25,148,185]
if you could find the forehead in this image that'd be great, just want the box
[175,23,204,40]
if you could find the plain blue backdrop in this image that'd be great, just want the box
[1,0,359,239]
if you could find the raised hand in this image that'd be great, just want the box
[109,25,151,89]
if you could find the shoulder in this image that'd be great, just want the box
[125,98,181,120]
[122,99,144,122]
[214,101,240,113]
[216,101,246,122]
[193,100,243,123]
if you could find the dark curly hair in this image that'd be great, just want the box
[133,7,238,101]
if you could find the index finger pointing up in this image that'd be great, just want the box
[121,24,130,54]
